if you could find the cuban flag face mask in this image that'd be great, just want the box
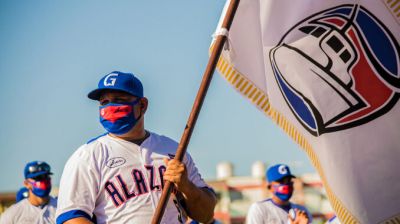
[272,183,294,201]
[28,178,52,198]
[99,98,141,135]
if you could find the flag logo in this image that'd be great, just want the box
[269,4,400,136]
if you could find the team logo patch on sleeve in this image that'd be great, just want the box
[269,4,400,136]
[106,157,126,168]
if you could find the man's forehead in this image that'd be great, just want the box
[99,90,135,99]
[28,174,51,180]
[273,176,293,183]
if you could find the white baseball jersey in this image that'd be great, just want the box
[246,199,312,224]
[56,132,211,224]
[0,196,57,224]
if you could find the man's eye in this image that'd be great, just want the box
[100,100,109,106]
[115,98,130,103]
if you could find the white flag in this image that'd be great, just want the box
[214,0,400,223]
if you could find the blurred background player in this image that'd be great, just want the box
[246,164,312,224]
[0,161,57,224]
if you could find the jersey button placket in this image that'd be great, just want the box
[137,145,158,212]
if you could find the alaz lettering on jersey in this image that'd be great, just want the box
[105,164,166,207]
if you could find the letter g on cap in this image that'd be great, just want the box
[104,73,118,86]
[278,165,288,174]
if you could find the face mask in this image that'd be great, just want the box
[272,183,293,201]
[29,179,52,197]
[100,99,141,135]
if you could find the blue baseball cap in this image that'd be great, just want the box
[16,187,29,202]
[266,164,296,182]
[24,161,53,179]
[88,71,144,100]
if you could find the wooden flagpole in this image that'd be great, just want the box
[151,0,240,223]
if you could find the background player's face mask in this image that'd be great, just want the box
[272,183,294,201]
[29,178,52,197]
[99,98,141,135]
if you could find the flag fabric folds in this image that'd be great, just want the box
[214,0,400,223]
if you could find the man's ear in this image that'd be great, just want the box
[23,180,31,189]
[140,97,148,113]
[267,184,271,189]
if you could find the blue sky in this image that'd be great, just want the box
[0,1,315,192]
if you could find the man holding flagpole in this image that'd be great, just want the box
[55,71,216,224]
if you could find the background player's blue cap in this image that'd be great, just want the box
[266,164,296,182]
[16,187,29,202]
[88,71,144,100]
[24,161,53,179]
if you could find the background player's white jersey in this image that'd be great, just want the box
[0,196,57,224]
[56,132,210,224]
[325,216,341,224]
[246,199,312,224]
